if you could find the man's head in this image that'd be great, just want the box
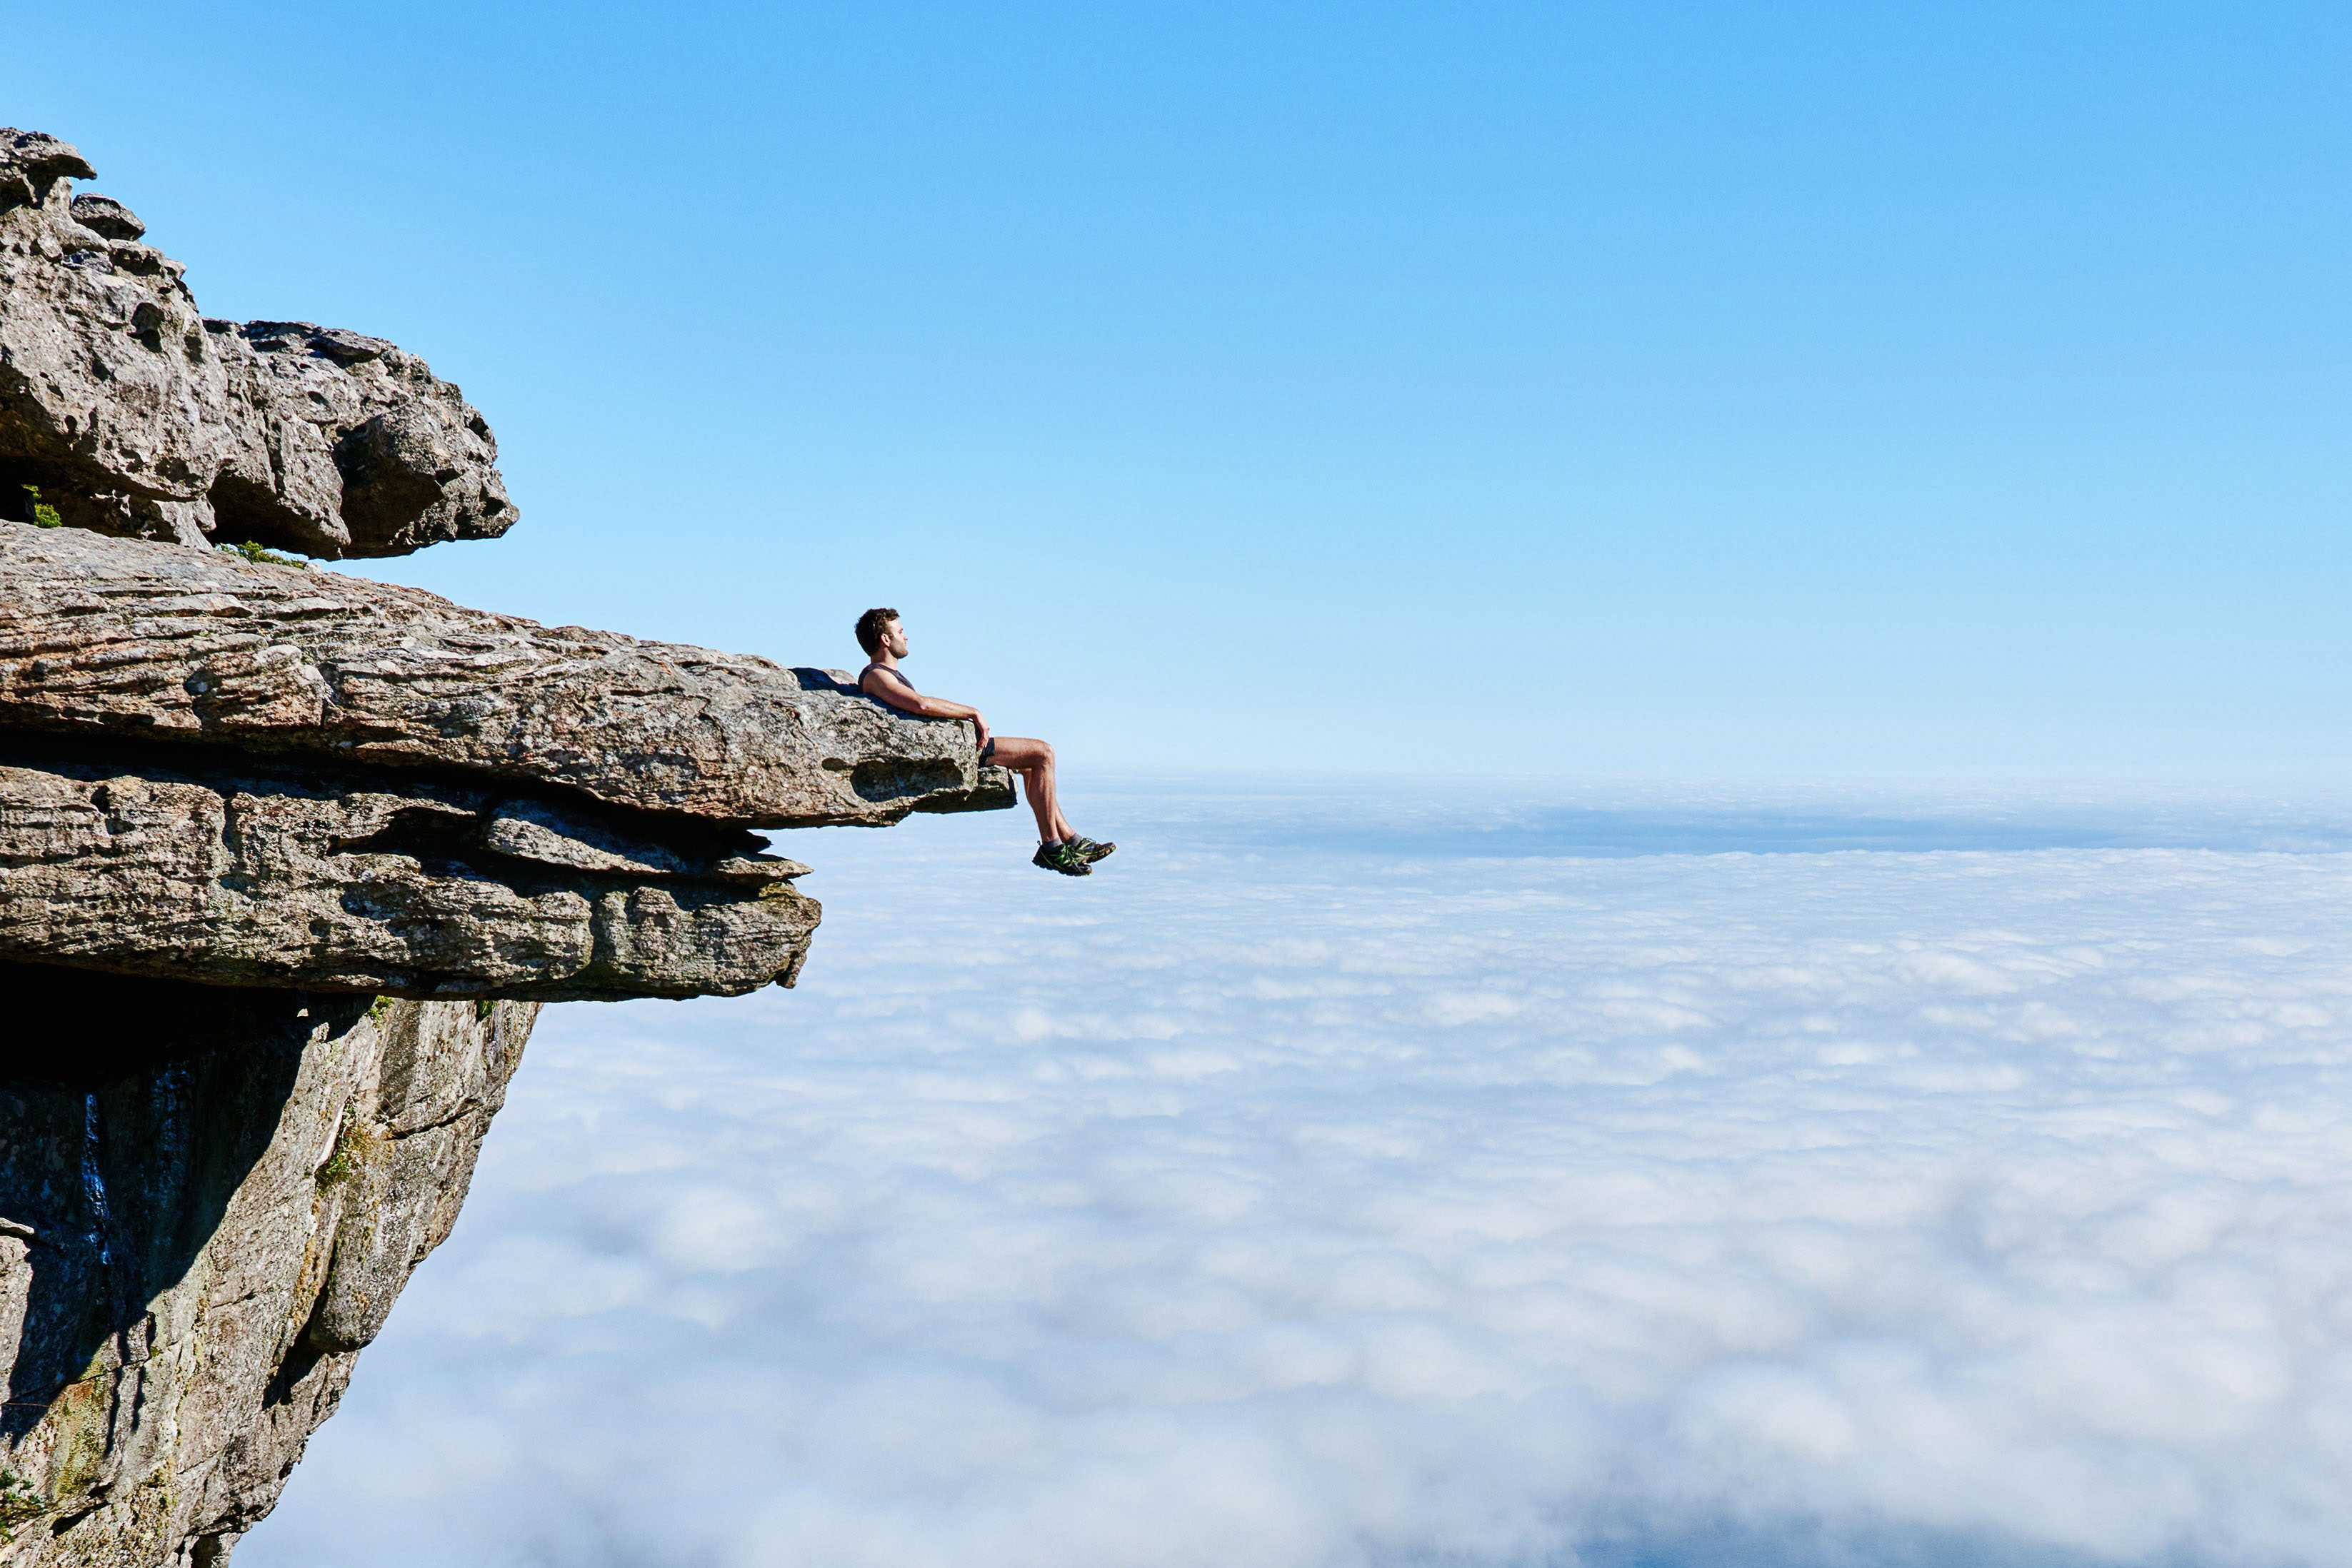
[854,606,904,659]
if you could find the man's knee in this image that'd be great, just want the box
[993,737,1054,775]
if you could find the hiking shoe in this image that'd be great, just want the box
[1064,835,1116,864]
[1032,840,1092,876]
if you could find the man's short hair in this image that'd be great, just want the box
[854,607,899,657]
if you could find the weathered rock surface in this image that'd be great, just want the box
[0,971,536,1565]
[0,131,512,558]
[0,740,819,1000]
[0,523,1014,830]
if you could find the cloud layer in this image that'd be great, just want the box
[244,791,2352,1567]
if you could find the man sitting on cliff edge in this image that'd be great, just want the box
[855,607,1114,877]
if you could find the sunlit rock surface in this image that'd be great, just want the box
[0,525,1013,833]
[0,131,510,559]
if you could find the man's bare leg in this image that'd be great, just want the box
[988,735,1072,842]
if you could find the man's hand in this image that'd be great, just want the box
[972,713,991,752]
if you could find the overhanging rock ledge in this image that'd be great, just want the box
[0,127,1013,1567]
[0,521,1015,1001]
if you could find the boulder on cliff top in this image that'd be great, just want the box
[0,130,94,207]
[0,127,514,558]
[66,191,143,239]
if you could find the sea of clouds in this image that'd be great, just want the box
[244,783,2352,1568]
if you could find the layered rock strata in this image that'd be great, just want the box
[0,524,1011,830]
[0,521,1011,1000]
[0,739,820,1000]
[1,129,1016,1565]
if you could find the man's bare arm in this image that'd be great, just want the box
[861,668,989,745]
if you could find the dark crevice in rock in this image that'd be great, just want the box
[0,730,824,1001]
[0,728,773,885]
[205,471,322,561]
[264,1323,328,1409]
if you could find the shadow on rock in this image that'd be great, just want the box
[0,968,351,1442]
[0,967,533,1562]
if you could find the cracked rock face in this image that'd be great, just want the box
[0,131,512,558]
[0,972,536,1565]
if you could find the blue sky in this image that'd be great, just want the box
[14,2,2351,779]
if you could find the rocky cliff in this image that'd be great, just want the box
[1,979,535,1565]
[0,130,1008,1565]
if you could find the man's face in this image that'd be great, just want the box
[884,619,909,658]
